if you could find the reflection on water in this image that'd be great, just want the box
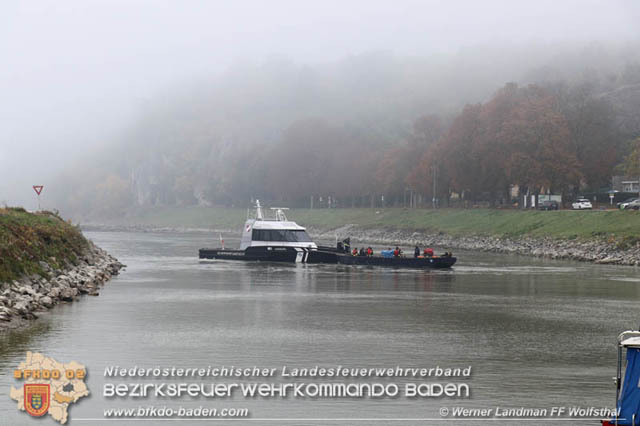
[0,322,51,370]
[0,231,638,425]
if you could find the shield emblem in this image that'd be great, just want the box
[32,394,42,409]
[24,384,50,417]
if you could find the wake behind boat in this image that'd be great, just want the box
[198,201,456,268]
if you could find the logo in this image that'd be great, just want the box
[24,384,50,417]
[10,352,89,424]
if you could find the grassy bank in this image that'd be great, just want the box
[103,206,640,241]
[0,208,88,282]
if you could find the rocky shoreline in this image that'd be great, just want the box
[0,241,125,331]
[313,225,640,266]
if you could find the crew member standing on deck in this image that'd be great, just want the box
[414,246,420,258]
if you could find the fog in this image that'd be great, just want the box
[1,0,639,210]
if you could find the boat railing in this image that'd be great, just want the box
[269,207,289,221]
[247,200,290,222]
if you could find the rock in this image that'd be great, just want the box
[40,296,54,308]
[19,286,37,297]
[595,257,622,264]
[0,306,14,317]
[60,288,74,302]
[13,301,29,316]
[0,242,126,329]
[48,287,61,299]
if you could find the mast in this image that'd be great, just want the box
[255,200,264,220]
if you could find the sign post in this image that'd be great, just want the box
[32,185,43,211]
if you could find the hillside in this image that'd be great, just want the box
[51,43,640,219]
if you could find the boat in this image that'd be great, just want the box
[199,201,337,264]
[198,201,456,268]
[602,329,640,425]
[337,253,456,268]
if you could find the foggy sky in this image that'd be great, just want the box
[1,0,639,208]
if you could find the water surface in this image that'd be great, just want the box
[1,231,638,425]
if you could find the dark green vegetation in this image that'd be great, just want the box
[115,206,640,241]
[51,43,640,219]
[0,208,88,282]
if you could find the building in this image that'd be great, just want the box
[612,175,640,193]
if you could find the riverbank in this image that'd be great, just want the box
[81,205,640,240]
[0,208,124,330]
[79,206,640,266]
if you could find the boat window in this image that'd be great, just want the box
[286,230,312,242]
[251,229,312,242]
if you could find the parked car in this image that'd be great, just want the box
[572,198,593,210]
[538,200,559,210]
[622,199,640,210]
[618,198,639,209]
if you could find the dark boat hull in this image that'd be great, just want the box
[199,246,338,264]
[199,247,456,268]
[337,254,456,268]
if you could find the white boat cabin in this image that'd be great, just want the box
[239,201,317,250]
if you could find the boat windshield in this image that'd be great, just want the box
[252,229,313,242]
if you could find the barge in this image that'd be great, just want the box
[337,253,456,268]
[198,201,456,269]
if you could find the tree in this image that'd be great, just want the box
[500,87,582,198]
[438,104,485,200]
[550,83,619,191]
[435,84,583,204]
[622,137,640,176]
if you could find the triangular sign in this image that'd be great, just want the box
[32,185,43,195]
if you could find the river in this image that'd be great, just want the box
[1,231,639,425]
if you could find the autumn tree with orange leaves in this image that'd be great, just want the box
[429,83,583,205]
[260,83,619,209]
